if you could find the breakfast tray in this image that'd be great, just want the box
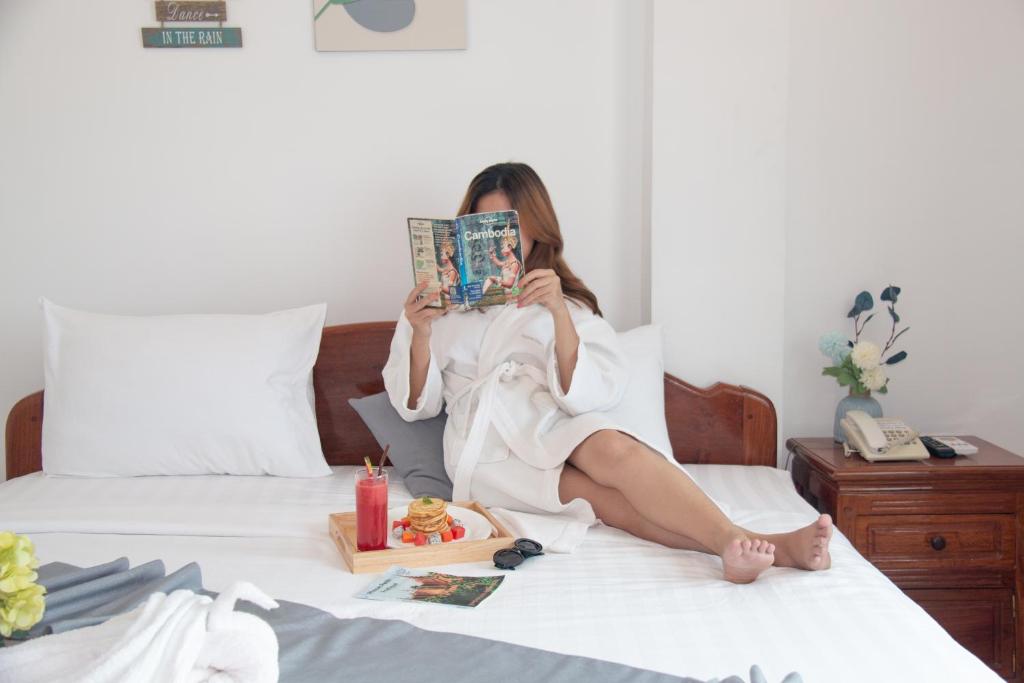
[329,500,515,574]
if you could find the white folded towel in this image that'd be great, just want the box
[0,581,279,683]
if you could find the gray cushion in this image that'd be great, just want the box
[348,393,452,500]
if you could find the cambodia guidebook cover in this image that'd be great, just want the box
[407,210,525,310]
[355,566,505,608]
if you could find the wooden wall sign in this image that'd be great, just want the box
[142,1,242,49]
[155,2,227,22]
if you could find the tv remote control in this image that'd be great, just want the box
[921,436,957,458]
[932,436,979,455]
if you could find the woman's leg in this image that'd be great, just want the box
[561,447,774,584]
[566,431,832,578]
[559,463,833,571]
[558,463,714,552]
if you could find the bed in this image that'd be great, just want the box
[2,322,1002,682]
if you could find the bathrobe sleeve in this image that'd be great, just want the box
[546,304,629,416]
[383,311,445,421]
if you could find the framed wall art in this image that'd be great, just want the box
[313,0,466,52]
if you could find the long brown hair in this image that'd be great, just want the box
[456,162,602,316]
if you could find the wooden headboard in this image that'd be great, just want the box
[4,321,777,480]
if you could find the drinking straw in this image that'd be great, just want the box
[377,444,390,477]
[362,456,374,477]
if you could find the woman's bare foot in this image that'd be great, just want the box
[721,538,775,584]
[770,514,833,570]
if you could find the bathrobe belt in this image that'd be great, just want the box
[450,360,547,502]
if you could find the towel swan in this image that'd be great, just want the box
[0,581,280,683]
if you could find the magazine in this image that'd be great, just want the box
[407,210,526,310]
[355,566,505,608]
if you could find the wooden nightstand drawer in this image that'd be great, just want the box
[853,514,1016,571]
[845,491,1017,517]
[904,588,1015,678]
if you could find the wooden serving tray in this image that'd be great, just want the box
[329,500,515,574]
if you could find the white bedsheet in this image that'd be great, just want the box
[0,465,999,682]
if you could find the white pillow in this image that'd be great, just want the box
[41,299,331,477]
[608,324,674,459]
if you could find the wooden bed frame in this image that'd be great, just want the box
[4,321,777,480]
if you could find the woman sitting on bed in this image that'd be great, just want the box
[384,162,832,583]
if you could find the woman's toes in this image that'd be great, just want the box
[722,537,775,584]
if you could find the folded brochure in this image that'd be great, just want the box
[355,566,504,608]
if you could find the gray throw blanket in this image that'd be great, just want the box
[5,559,801,683]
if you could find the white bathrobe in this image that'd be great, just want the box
[383,301,631,534]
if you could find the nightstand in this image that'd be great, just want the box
[787,436,1024,680]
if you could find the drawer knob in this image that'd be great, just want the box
[930,535,947,551]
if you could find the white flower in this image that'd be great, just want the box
[861,366,888,392]
[851,341,882,371]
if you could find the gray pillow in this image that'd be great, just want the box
[348,392,452,500]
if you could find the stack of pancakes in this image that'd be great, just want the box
[407,497,449,535]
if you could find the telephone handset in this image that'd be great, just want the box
[840,410,929,462]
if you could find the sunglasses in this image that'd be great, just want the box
[493,538,544,570]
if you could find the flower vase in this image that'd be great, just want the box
[833,390,883,443]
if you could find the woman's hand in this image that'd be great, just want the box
[516,269,568,316]
[518,269,578,392]
[405,282,445,338]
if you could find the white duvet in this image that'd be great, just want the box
[0,465,1000,683]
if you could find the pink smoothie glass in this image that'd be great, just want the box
[355,469,389,551]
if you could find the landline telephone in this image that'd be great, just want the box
[840,410,929,462]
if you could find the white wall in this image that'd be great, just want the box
[650,0,1024,464]
[783,0,1024,453]
[0,0,649,480]
[4,1,1023,480]
[650,1,791,454]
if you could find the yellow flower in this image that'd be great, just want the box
[0,584,46,637]
[0,532,46,637]
[0,532,39,593]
